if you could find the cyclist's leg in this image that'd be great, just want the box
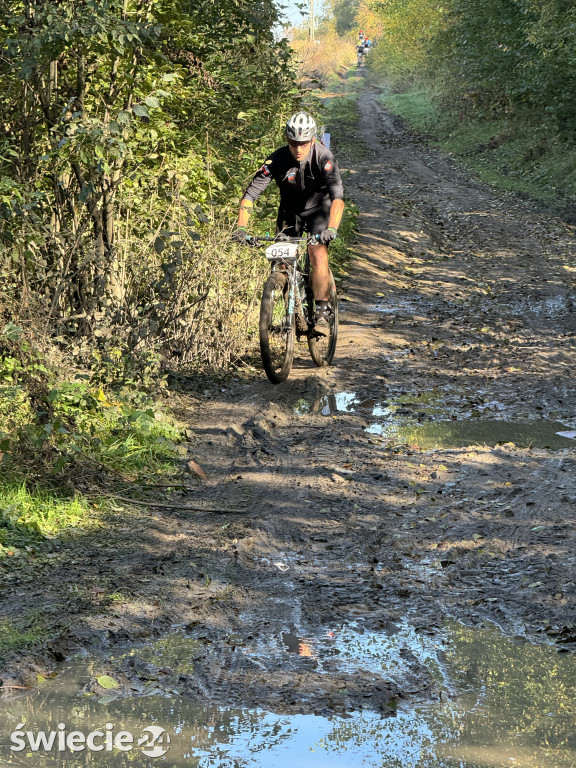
[302,209,331,302]
[304,208,338,355]
[308,244,330,301]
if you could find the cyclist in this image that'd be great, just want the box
[233,111,345,332]
[356,41,366,66]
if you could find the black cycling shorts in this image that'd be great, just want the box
[276,206,330,237]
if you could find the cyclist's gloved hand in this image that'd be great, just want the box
[232,227,248,244]
[319,227,338,245]
[276,232,289,242]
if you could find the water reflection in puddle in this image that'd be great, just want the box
[255,623,443,683]
[365,418,575,450]
[2,623,576,767]
[291,389,575,449]
[293,392,359,416]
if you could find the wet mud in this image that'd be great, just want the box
[1,88,576,729]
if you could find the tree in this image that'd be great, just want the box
[0,0,298,354]
[324,0,360,36]
[432,0,534,114]
[363,0,444,85]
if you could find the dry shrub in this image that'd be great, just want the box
[291,34,356,87]
[114,201,269,372]
[4,203,268,383]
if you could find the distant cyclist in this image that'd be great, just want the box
[233,112,345,333]
[356,41,366,67]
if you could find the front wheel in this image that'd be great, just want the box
[260,272,295,384]
[308,271,338,367]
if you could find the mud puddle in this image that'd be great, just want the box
[2,622,576,767]
[292,389,575,449]
[370,296,426,315]
[365,418,575,450]
[504,293,576,318]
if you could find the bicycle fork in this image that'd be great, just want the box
[272,262,308,338]
[294,272,310,338]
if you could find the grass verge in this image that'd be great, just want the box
[331,200,359,284]
[0,382,183,556]
[321,93,368,162]
[380,88,576,211]
[0,482,91,552]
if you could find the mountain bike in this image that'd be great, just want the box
[249,235,338,384]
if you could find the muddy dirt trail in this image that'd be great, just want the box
[2,89,576,717]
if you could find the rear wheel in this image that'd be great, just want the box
[259,272,295,384]
[308,270,338,367]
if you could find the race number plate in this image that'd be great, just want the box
[265,243,298,261]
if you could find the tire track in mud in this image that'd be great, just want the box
[157,87,576,711]
[2,89,576,716]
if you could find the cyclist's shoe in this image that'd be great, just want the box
[312,305,333,337]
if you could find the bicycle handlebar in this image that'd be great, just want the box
[246,234,320,247]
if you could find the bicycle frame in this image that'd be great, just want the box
[250,232,338,382]
[253,235,316,337]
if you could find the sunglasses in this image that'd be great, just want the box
[287,139,313,148]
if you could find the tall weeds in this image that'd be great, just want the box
[291,34,357,88]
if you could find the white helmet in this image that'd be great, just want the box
[286,111,317,142]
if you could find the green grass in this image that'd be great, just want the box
[323,93,359,129]
[445,123,576,206]
[324,64,360,93]
[1,321,183,480]
[0,616,48,658]
[0,384,183,553]
[2,376,183,478]
[0,481,93,553]
[380,87,576,209]
[318,66,378,163]
[331,200,359,280]
[74,398,182,476]
[382,89,446,136]
[321,94,367,161]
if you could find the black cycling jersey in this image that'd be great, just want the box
[243,142,344,216]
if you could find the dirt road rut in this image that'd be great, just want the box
[3,89,576,715]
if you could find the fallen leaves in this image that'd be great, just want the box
[187,459,208,481]
[96,675,120,690]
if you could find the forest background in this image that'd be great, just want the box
[1,0,575,557]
